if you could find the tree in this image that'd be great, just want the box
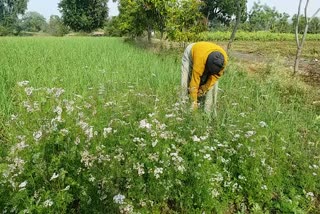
[248,2,279,31]
[166,0,205,41]
[116,0,205,42]
[294,0,320,74]
[0,0,28,30]
[116,0,146,38]
[227,0,247,51]
[308,17,320,34]
[292,14,307,34]
[58,0,109,32]
[200,0,247,28]
[104,16,122,37]
[46,15,69,36]
[274,12,291,33]
[20,11,47,32]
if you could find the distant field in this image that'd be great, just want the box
[200,31,320,41]
[0,37,319,213]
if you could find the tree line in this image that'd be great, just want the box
[1,0,319,38]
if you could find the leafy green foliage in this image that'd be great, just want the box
[58,0,109,32]
[166,0,206,41]
[104,16,122,36]
[116,0,146,37]
[200,0,247,27]
[20,11,47,32]
[0,0,28,35]
[46,15,69,36]
[0,37,319,213]
[0,0,28,27]
[116,0,206,41]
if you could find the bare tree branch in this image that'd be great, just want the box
[311,8,320,18]
[294,0,312,75]
[295,0,303,47]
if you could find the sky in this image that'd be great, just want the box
[27,0,320,21]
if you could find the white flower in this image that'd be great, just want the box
[192,135,201,142]
[200,134,208,141]
[43,199,54,207]
[211,189,220,198]
[204,154,212,160]
[63,185,70,191]
[134,163,145,176]
[245,131,255,138]
[261,185,268,190]
[55,88,65,97]
[60,129,69,136]
[17,80,29,87]
[306,192,315,200]
[25,87,34,96]
[19,181,27,188]
[165,113,175,118]
[148,113,155,117]
[103,127,113,138]
[89,175,95,182]
[259,121,268,127]
[11,114,18,120]
[33,130,42,142]
[74,137,80,145]
[154,167,163,179]
[53,106,63,115]
[238,175,246,180]
[113,194,125,204]
[152,140,158,147]
[239,112,246,117]
[232,134,240,141]
[50,172,59,181]
[139,119,152,129]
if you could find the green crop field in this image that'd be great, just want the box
[199,31,320,42]
[0,37,319,213]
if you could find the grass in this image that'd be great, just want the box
[200,31,320,42]
[0,37,319,213]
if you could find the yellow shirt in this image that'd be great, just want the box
[189,42,228,103]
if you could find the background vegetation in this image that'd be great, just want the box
[0,37,319,213]
[1,0,320,40]
[0,0,319,213]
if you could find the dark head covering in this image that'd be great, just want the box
[205,51,225,75]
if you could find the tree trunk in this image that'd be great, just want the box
[147,25,152,43]
[227,0,241,53]
[294,47,302,74]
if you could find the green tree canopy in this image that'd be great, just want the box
[200,0,247,27]
[46,15,69,36]
[58,0,109,32]
[309,17,320,34]
[20,11,47,32]
[116,0,205,41]
[0,0,28,27]
[248,2,279,31]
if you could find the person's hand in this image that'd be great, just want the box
[191,101,199,110]
[197,88,205,97]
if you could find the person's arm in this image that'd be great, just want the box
[189,72,201,104]
[199,70,224,93]
[189,53,205,105]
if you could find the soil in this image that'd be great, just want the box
[231,50,320,87]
